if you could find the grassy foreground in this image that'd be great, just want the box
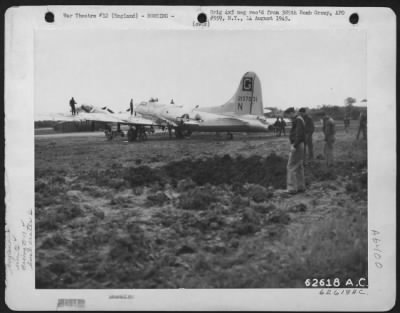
[35,128,367,288]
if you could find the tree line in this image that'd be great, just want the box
[267,97,367,121]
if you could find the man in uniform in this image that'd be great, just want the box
[69,97,77,115]
[344,115,350,133]
[284,107,306,194]
[322,113,336,167]
[356,111,367,140]
[167,125,172,139]
[127,126,137,142]
[273,117,281,136]
[279,117,286,136]
[299,108,315,160]
[130,99,134,115]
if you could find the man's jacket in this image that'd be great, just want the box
[289,115,305,148]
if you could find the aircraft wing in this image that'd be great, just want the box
[77,112,125,123]
[135,112,179,127]
[35,113,89,122]
[225,115,272,127]
[114,114,157,126]
[163,117,180,127]
[35,112,156,126]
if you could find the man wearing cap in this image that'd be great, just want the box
[284,107,306,194]
[344,114,350,133]
[299,108,315,160]
[130,99,134,115]
[279,117,286,136]
[69,97,77,116]
[322,113,336,166]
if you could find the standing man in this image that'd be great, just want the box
[322,113,336,167]
[284,107,306,194]
[356,111,367,140]
[299,108,315,161]
[167,125,172,139]
[344,115,350,133]
[279,117,286,136]
[273,117,281,136]
[127,126,137,142]
[69,97,77,115]
[130,99,134,115]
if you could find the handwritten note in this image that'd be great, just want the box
[6,209,33,274]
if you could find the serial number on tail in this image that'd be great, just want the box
[237,96,258,102]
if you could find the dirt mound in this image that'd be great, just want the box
[108,226,151,263]
[36,203,84,233]
[147,191,170,206]
[176,178,196,192]
[246,184,273,203]
[40,232,68,249]
[306,160,367,182]
[121,154,367,192]
[288,203,307,213]
[268,210,291,224]
[35,134,368,288]
[124,166,165,187]
[345,169,368,199]
[164,153,287,189]
[179,186,219,210]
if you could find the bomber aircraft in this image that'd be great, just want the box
[36,72,274,141]
[133,72,271,139]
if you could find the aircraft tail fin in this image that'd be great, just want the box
[200,72,263,116]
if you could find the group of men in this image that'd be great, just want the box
[284,107,336,195]
[273,117,287,136]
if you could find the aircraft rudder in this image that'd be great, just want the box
[233,72,263,115]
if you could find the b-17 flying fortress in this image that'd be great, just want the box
[36,72,278,141]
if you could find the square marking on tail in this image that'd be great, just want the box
[242,77,253,91]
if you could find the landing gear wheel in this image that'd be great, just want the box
[183,130,192,138]
[105,130,113,141]
[227,132,233,140]
[138,132,148,141]
[175,128,192,139]
[127,129,138,142]
[175,128,184,139]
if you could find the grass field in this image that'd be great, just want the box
[35,124,368,288]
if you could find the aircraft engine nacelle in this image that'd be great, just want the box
[80,104,94,113]
[194,113,202,121]
[256,115,268,124]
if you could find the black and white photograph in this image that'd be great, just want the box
[5,6,396,311]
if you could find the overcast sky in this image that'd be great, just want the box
[35,29,366,116]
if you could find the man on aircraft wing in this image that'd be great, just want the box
[69,97,77,115]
